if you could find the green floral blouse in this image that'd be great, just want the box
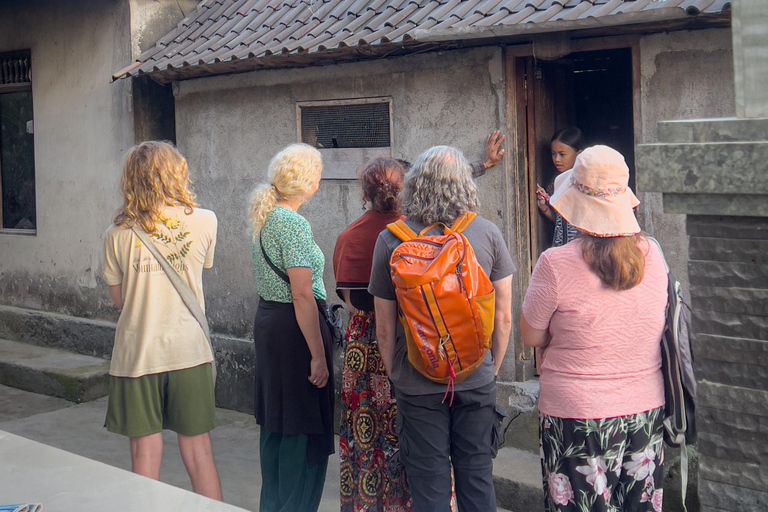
[251,206,326,303]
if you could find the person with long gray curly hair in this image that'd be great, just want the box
[247,143,334,512]
[399,146,480,226]
[368,145,516,512]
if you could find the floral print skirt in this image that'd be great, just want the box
[540,407,665,512]
[339,311,412,512]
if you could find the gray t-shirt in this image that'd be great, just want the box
[368,215,516,396]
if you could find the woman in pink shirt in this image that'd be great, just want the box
[520,146,668,512]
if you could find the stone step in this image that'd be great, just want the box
[0,338,109,403]
[493,445,544,511]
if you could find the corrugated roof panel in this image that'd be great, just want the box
[118,0,731,81]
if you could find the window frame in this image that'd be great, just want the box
[0,50,36,236]
[295,97,394,180]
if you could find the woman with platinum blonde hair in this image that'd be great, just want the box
[368,145,516,512]
[103,141,221,499]
[248,143,334,512]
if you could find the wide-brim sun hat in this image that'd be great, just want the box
[549,145,641,237]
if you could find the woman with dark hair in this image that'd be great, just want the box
[521,146,668,512]
[333,158,411,511]
[536,127,587,246]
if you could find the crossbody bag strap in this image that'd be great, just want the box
[259,235,289,284]
[260,233,340,340]
[132,227,216,384]
[647,236,669,273]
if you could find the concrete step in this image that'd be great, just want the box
[493,445,544,512]
[0,338,109,403]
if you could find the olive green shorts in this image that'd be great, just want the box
[105,363,217,438]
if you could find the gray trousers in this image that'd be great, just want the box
[395,381,500,512]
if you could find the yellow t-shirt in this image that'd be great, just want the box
[103,206,217,378]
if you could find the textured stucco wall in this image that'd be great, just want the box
[0,0,134,319]
[128,0,198,60]
[637,28,735,294]
[173,46,509,342]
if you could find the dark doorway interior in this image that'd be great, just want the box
[571,48,635,182]
[521,47,635,264]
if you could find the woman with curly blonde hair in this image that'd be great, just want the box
[248,143,333,512]
[103,141,221,499]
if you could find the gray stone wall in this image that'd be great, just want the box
[688,215,768,512]
[638,113,768,511]
[637,28,735,301]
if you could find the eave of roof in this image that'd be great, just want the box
[114,0,731,85]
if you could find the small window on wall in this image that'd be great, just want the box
[0,51,36,232]
[297,98,392,179]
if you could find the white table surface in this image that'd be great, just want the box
[0,430,249,512]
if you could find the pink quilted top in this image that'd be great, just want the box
[522,238,667,419]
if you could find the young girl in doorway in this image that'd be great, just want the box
[535,127,587,247]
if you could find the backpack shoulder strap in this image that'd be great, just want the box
[414,212,478,238]
[387,220,418,242]
[450,212,477,234]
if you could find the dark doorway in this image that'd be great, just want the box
[519,48,635,264]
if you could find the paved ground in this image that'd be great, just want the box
[0,384,340,512]
[1,384,525,511]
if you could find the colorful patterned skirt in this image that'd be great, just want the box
[339,310,412,512]
[539,407,665,512]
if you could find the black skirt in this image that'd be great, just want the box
[253,298,335,464]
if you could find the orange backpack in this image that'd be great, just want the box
[387,212,495,400]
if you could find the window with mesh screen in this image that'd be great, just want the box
[0,50,36,231]
[300,101,391,149]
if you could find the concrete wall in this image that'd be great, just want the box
[637,28,735,292]
[0,0,133,320]
[173,46,508,341]
[128,0,198,59]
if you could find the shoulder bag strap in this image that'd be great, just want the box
[647,236,670,273]
[648,236,689,511]
[259,235,289,283]
[131,227,216,384]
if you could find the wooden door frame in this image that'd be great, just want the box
[502,35,642,381]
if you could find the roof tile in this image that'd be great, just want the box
[119,0,732,80]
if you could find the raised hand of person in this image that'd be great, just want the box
[481,130,506,170]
